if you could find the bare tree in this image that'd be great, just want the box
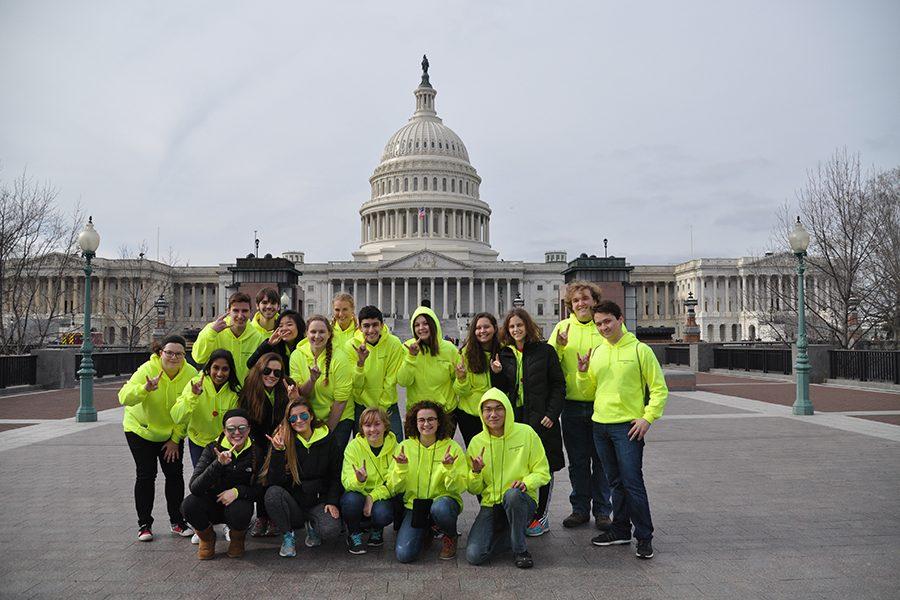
[112,242,180,349]
[0,170,82,354]
[865,167,900,344]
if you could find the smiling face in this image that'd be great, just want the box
[415,408,439,438]
[594,311,625,343]
[278,317,299,343]
[507,315,527,345]
[474,317,495,347]
[209,358,230,387]
[481,399,506,436]
[571,289,596,322]
[159,342,186,372]
[361,414,387,446]
[258,297,278,320]
[223,415,250,448]
[261,359,283,389]
[333,300,354,329]
[288,403,313,436]
[413,315,432,341]
[307,319,330,352]
[360,317,382,345]
[229,301,252,327]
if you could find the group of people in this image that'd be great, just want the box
[118,282,669,567]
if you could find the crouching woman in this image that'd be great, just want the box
[181,408,263,560]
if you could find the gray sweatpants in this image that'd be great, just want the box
[264,486,342,540]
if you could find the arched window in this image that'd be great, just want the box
[413,177,418,191]
[466,181,469,194]
[433,177,438,189]
[442,178,447,191]
[403,178,408,191]
[387,180,391,193]
[423,177,428,190]
[451,180,456,192]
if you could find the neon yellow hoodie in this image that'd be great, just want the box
[548,314,604,401]
[118,354,198,443]
[249,311,278,338]
[291,343,354,422]
[465,388,550,506]
[576,330,668,424]
[396,306,460,412]
[191,319,264,383]
[453,350,495,416]
[345,325,404,410]
[388,436,467,509]
[332,319,358,350]
[341,431,400,501]
[170,375,240,447]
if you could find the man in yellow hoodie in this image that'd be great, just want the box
[465,388,550,569]
[192,292,264,383]
[548,281,612,529]
[576,300,668,560]
[248,288,280,338]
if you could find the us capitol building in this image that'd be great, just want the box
[25,60,814,346]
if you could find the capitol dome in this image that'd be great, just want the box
[353,58,497,263]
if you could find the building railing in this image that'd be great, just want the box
[665,345,690,366]
[713,346,792,375]
[76,351,148,379]
[829,350,900,384]
[0,355,38,388]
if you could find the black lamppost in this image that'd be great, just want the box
[75,217,100,423]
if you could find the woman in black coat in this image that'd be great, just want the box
[495,307,566,537]
[246,310,306,370]
[181,408,264,560]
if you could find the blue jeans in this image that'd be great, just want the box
[395,497,460,563]
[466,488,536,565]
[354,402,404,442]
[592,422,654,541]
[561,400,612,518]
[340,491,398,534]
[188,439,205,468]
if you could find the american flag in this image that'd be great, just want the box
[418,207,426,219]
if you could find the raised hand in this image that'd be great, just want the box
[211,313,229,333]
[308,364,321,383]
[471,446,486,473]
[266,426,286,451]
[442,446,457,467]
[395,446,408,465]
[577,351,591,373]
[283,379,300,402]
[455,360,466,381]
[490,354,502,374]
[268,328,285,346]
[191,373,205,396]
[556,323,570,347]
[354,460,368,483]
[406,340,420,356]
[144,372,162,392]
[354,343,370,367]
[214,447,232,465]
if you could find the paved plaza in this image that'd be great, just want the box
[0,373,898,600]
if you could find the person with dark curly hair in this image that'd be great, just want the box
[387,401,467,563]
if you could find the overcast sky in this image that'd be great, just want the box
[2,0,898,267]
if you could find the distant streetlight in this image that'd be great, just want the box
[789,216,813,415]
[512,292,525,308]
[75,217,100,423]
[280,290,290,312]
[153,294,169,341]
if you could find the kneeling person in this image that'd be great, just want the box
[465,388,550,569]
[181,408,263,560]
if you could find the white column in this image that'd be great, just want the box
[469,277,474,314]
[377,278,383,309]
[485,216,490,244]
[456,278,461,316]
[340,279,345,294]
[493,279,498,314]
[724,277,730,314]
[664,283,670,319]
[404,278,409,317]
[390,278,396,316]
[417,278,422,305]
[442,278,448,319]
[480,278,485,312]
[430,276,435,306]
[506,279,512,310]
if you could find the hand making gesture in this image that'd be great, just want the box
[395,446,408,464]
[144,372,162,392]
[442,446,458,468]
[213,446,233,465]
[490,353,502,374]
[471,446,486,473]
[353,460,368,483]
[406,339,421,357]
[455,360,466,381]
[283,379,300,402]
[190,373,205,396]
[577,351,591,372]
[211,313,229,333]
[266,425,286,451]
[556,323,571,347]
[354,343,370,367]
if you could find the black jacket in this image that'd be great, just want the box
[243,390,289,449]
[189,436,265,502]
[496,342,566,472]
[265,429,343,509]
[247,338,296,370]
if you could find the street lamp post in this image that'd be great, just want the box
[75,216,100,422]
[152,294,169,341]
[512,292,525,309]
[789,216,813,415]
[280,290,290,312]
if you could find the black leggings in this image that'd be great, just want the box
[182,494,254,531]
[455,410,483,448]
[125,432,184,528]
[535,475,554,521]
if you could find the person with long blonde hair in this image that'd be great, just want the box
[331,292,359,349]
[261,398,343,557]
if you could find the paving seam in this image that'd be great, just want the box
[0,406,124,453]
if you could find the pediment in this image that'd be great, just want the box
[380,250,471,271]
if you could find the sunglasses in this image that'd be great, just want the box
[262,367,283,377]
[225,425,250,434]
[288,413,311,424]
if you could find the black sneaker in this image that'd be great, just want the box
[514,551,534,569]
[367,529,384,547]
[347,532,366,555]
[562,512,590,528]
[635,539,654,559]
[591,530,631,546]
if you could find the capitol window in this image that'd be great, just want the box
[442,178,447,191]
[413,177,418,191]
[423,177,428,190]
[404,178,408,191]
[451,180,455,192]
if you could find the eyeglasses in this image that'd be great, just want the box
[482,407,505,415]
[262,367,283,377]
[162,350,184,358]
[225,425,249,434]
[288,413,310,424]
[416,417,438,424]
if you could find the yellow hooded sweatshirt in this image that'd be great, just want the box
[345,325,405,410]
[453,350,495,416]
[341,431,400,501]
[291,343,354,423]
[192,319,264,383]
[576,330,668,424]
[388,436,467,510]
[396,306,460,412]
[466,388,550,506]
[170,375,240,447]
[249,311,278,338]
[548,314,604,401]
[118,354,198,443]
[332,318,358,350]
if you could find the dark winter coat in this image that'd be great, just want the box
[188,435,265,502]
[265,428,344,509]
[496,342,566,472]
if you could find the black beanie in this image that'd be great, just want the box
[222,408,251,427]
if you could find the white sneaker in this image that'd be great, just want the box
[224,525,231,542]
[190,533,200,545]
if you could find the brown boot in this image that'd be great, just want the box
[439,534,457,560]
[226,529,246,558]
[196,526,216,560]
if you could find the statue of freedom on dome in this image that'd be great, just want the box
[420,54,431,86]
